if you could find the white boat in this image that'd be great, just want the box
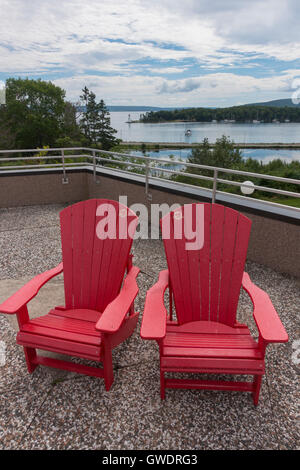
[253,119,261,124]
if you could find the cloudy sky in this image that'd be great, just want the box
[0,0,300,106]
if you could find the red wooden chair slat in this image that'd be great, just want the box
[161,357,265,374]
[29,314,101,337]
[199,204,212,321]
[217,207,239,325]
[161,213,186,323]
[60,206,73,308]
[185,205,202,322]
[209,204,225,322]
[165,320,251,335]
[163,346,262,360]
[163,332,257,349]
[1,199,140,390]
[96,203,116,311]
[73,201,86,307]
[102,204,138,310]
[80,199,98,308]
[18,323,101,346]
[225,213,251,326]
[141,202,288,405]
[50,308,101,323]
[88,202,108,310]
[172,211,194,324]
[16,332,101,361]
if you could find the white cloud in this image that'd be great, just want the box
[145,67,189,75]
[52,70,300,107]
[1,0,299,71]
[0,0,300,105]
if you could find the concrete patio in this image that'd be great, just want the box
[0,203,299,450]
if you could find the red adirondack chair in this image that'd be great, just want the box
[0,199,140,391]
[141,203,288,404]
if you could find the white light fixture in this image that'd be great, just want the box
[240,180,255,195]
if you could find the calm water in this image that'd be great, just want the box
[129,147,300,164]
[110,112,300,162]
[110,111,300,144]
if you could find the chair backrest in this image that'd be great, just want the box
[161,203,252,327]
[60,199,138,312]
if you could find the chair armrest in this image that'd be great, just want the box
[0,263,63,314]
[242,272,288,344]
[140,270,169,341]
[96,266,140,334]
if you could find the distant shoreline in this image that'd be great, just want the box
[128,119,300,124]
[125,119,300,126]
[120,141,300,149]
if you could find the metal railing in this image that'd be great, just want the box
[0,147,299,211]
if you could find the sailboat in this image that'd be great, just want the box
[253,112,260,124]
[224,113,235,123]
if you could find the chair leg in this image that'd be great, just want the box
[103,346,114,391]
[160,370,165,400]
[23,347,38,374]
[253,375,262,406]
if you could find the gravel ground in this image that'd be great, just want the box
[0,203,299,450]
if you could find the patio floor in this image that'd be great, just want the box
[0,203,299,450]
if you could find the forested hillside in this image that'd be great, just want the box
[141,105,300,123]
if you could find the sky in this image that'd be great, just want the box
[0,0,300,107]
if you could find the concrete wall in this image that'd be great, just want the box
[0,169,299,278]
[0,171,88,207]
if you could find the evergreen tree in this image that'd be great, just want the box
[212,135,243,168]
[188,137,211,166]
[79,87,117,149]
[97,99,118,150]
[187,135,242,169]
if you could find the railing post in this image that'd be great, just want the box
[61,149,68,184]
[92,149,96,182]
[145,157,152,200]
[212,169,218,203]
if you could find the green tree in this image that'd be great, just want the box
[98,99,118,150]
[174,136,243,190]
[79,87,118,150]
[0,108,15,149]
[2,78,66,149]
[187,135,242,169]
[211,135,243,168]
[60,101,83,144]
[188,137,211,166]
